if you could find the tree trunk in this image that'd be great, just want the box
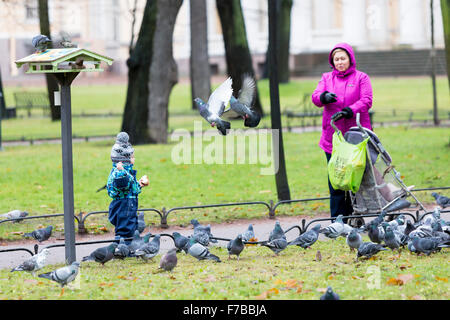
[268,0,290,201]
[121,0,158,144]
[441,0,450,90]
[262,0,292,83]
[38,0,60,121]
[216,0,264,117]
[147,0,183,143]
[278,0,293,83]
[190,0,211,110]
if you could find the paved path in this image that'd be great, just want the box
[1,208,448,270]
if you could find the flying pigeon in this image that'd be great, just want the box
[81,243,118,266]
[229,74,261,128]
[269,221,286,241]
[23,225,53,242]
[431,192,450,208]
[38,261,80,295]
[195,77,233,135]
[261,238,288,256]
[241,224,256,242]
[320,286,340,300]
[346,228,363,252]
[0,210,28,222]
[288,224,321,249]
[159,248,178,272]
[187,238,221,262]
[114,238,130,259]
[319,215,345,239]
[32,34,52,53]
[134,234,161,262]
[356,242,387,260]
[137,211,146,234]
[59,31,77,48]
[172,232,190,253]
[11,248,50,276]
[227,234,245,260]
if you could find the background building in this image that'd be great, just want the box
[0,0,446,81]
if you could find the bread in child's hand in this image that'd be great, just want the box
[140,175,149,186]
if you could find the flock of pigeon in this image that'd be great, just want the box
[6,198,450,299]
[195,75,261,135]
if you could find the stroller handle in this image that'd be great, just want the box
[330,112,364,134]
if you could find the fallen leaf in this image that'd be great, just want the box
[435,276,448,282]
[386,278,403,286]
[258,190,271,193]
[410,295,424,300]
[317,288,327,293]
[202,275,216,282]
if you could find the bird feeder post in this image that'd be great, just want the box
[15,48,113,264]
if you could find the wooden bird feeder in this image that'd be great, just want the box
[15,48,113,264]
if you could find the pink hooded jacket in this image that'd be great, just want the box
[311,43,373,154]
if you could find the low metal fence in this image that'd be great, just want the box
[1,186,448,258]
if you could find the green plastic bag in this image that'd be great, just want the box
[327,131,369,193]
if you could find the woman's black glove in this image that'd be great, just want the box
[319,91,337,104]
[341,107,354,119]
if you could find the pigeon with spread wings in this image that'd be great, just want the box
[195,77,233,135]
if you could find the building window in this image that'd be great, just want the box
[25,0,39,22]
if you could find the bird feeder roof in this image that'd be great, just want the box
[15,48,114,74]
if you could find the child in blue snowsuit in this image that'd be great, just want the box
[107,132,148,242]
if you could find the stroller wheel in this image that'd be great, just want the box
[349,217,365,228]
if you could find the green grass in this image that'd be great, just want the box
[0,126,448,240]
[2,76,449,141]
[1,237,449,300]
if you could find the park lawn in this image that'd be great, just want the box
[0,237,449,300]
[1,76,449,141]
[0,126,448,240]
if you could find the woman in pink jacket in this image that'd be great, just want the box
[311,42,373,220]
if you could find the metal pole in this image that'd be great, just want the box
[60,82,76,263]
[54,72,79,264]
[268,0,291,201]
[431,0,439,125]
[0,67,5,151]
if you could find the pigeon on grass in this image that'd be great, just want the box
[158,248,178,272]
[134,234,161,262]
[0,210,28,222]
[241,224,256,242]
[319,215,345,239]
[356,242,387,260]
[187,238,221,262]
[261,238,288,256]
[11,248,50,276]
[23,225,53,242]
[172,232,190,253]
[227,234,245,260]
[346,228,362,252]
[81,243,118,266]
[431,192,450,208]
[269,221,286,241]
[38,261,80,296]
[288,224,321,249]
[137,211,146,234]
[320,286,340,300]
[114,238,130,260]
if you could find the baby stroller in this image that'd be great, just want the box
[331,113,426,227]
